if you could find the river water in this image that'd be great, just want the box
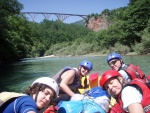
[0,55,149,92]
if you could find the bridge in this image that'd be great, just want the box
[21,12,89,23]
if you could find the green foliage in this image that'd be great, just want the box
[87,13,102,19]
[133,21,150,54]
[101,9,110,16]
[49,42,94,56]
[0,0,28,63]
[1,0,150,64]
[124,0,150,41]
[0,0,23,17]
[72,20,85,26]
[45,42,70,55]
[109,43,130,55]
[75,42,93,55]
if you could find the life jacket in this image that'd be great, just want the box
[53,66,81,93]
[0,92,26,111]
[121,64,150,87]
[109,91,127,113]
[121,64,145,80]
[145,74,150,88]
[127,79,150,113]
[109,102,127,113]
[112,78,150,113]
[43,105,58,113]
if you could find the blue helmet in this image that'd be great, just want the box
[107,52,122,63]
[79,60,93,71]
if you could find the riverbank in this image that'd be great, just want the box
[39,52,139,59]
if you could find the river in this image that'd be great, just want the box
[0,55,149,92]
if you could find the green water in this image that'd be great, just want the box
[0,55,149,92]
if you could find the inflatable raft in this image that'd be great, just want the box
[78,72,99,94]
[78,72,116,107]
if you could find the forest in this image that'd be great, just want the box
[0,0,150,64]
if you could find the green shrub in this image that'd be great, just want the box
[110,42,130,55]
[133,30,150,54]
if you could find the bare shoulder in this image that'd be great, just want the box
[61,69,76,79]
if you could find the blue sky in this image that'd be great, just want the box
[18,0,129,23]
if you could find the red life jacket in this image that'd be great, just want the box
[116,79,150,113]
[129,79,150,113]
[109,102,127,113]
[145,74,150,88]
[121,64,145,80]
[43,105,58,113]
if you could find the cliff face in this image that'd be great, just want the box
[86,15,109,32]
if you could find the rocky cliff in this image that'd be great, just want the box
[86,15,109,32]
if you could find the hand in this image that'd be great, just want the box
[71,94,84,101]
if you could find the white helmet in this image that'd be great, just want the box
[32,77,59,98]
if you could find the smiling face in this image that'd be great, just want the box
[108,59,122,71]
[33,87,55,109]
[104,77,123,98]
[79,66,90,77]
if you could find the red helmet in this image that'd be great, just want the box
[100,70,121,89]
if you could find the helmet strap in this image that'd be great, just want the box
[35,85,40,103]
[113,77,124,99]
[121,60,124,65]
[78,66,83,77]
[116,76,125,90]
[118,59,124,70]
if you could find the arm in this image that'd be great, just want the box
[121,86,143,113]
[128,103,144,113]
[16,96,38,113]
[59,70,76,97]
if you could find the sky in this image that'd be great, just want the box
[18,0,130,24]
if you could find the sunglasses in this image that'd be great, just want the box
[82,66,90,72]
[109,60,118,66]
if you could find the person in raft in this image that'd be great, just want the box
[106,52,145,82]
[100,70,150,113]
[52,60,93,105]
[0,77,59,113]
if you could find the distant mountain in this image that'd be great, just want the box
[71,19,85,26]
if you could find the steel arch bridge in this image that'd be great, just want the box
[21,12,89,23]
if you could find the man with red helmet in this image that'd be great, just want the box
[99,70,150,113]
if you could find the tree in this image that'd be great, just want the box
[0,0,30,63]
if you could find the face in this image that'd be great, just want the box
[104,77,122,97]
[109,59,122,71]
[33,87,55,109]
[80,66,90,77]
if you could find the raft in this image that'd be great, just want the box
[78,72,99,94]
[78,72,116,108]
